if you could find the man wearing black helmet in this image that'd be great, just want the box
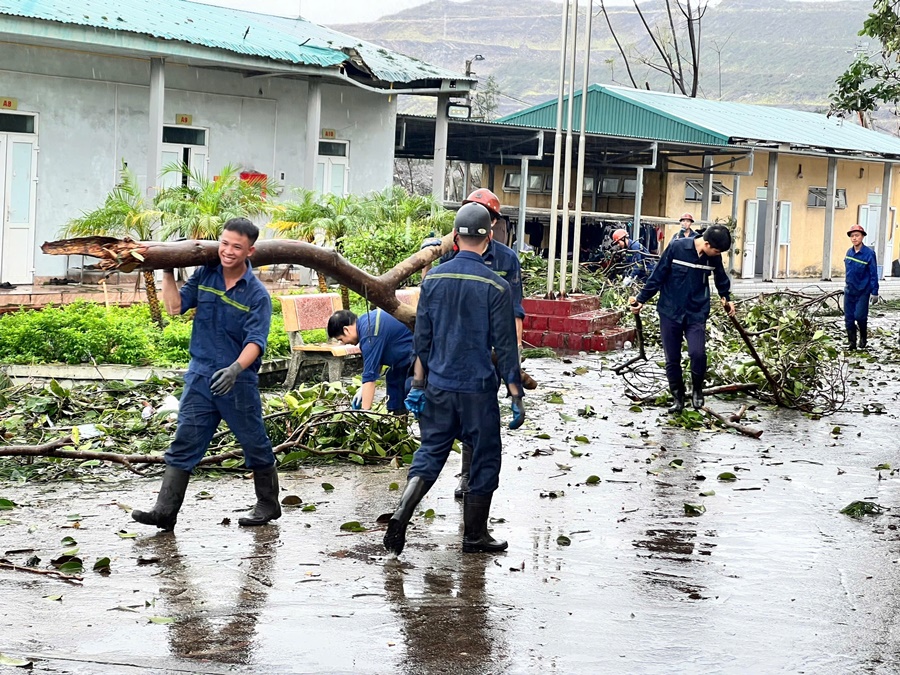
[630,224,735,413]
[384,202,524,557]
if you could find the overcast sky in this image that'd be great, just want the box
[193,0,431,25]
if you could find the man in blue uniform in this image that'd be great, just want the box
[671,212,697,241]
[611,227,656,283]
[133,218,280,531]
[327,308,414,412]
[384,202,524,556]
[422,188,526,500]
[630,224,735,413]
[844,223,880,350]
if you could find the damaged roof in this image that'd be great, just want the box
[0,0,468,86]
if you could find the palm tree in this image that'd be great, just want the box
[63,163,166,327]
[155,163,274,241]
[270,188,329,292]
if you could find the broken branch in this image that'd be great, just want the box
[701,405,763,439]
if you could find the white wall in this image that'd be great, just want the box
[0,40,397,278]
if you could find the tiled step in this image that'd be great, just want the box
[523,326,636,353]
[524,308,623,333]
[522,294,602,318]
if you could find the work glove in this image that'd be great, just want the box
[509,396,525,430]
[871,294,880,305]
[210,361,242,396]
[420,234,442,250]
[628,296,643,315]
[621,275,635,288]
[350,391,363,410]
[405,380,426,419]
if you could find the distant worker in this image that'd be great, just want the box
[611,228,655,283]
[327,308,414,413]
[630,224,735,414]
[843,224,880,350]
[422,188,525,500]
[671,213,697,241]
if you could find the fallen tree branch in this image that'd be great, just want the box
[701,405,763,439]
[726,313,784,406]
[729,405,749,423]
[0,560,83,584]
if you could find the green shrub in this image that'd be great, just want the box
[0,301,290,367]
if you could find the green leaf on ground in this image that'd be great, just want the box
[717,472,737,482]
[339,521,366,532]
[536,433,551,440]
[557,535,571,546]
[585,475,601,485]
[0,653,33,667]
[322,483,335,492]
[840,500,886,519]
[43,594,63,601]
[60,536,77,546]
[59,560,84,574]
[669,459,685,469]
[546,392,565,404]
[116,530,138,539]
[574,436,589,444]
[684,503,706,516]
[422,509,436,518]
[700,490,716,497]
[388,482,399,491]
[0,499,16,511]
[874,463,891,471]
[302,504,317,512]
[93,557,111,573]
[281,495,303,506]
[148,616,176,624]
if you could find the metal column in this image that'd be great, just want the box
[729,174,740,275]
[570,0,593,292]
[432,94,450,203]
[546,0,571,297]
[558,0,578,297]
[762,152,779,281]
[821,157,838,281]
[146,57,165,198]
[878,161,893,279]
[304,79,321,191]
[700,154,714,222]
[631,167,644,242]
[517,157,529,253]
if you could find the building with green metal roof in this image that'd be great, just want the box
[0,0,470,285]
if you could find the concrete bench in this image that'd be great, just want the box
[277,293,360,388]
[277,288,421,389]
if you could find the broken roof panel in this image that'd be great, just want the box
[0,0,467,84]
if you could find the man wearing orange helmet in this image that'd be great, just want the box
[672,213,697,241]
[611,228,655,283]
[422,188,525,500]
[844,223,879,350]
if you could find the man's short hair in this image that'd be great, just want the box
[703,224,732,252]
[327,309,358,339]
[223,217,260,246]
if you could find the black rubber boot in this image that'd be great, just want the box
[858,322,868,350]
[132,465,190,531]
[847,325,857,351]
[384,476,433,555]
[691,372,705,409]
[462,493,507,553]
[454,444,473,500]
[667,386,685,414]
[239,465,282,527]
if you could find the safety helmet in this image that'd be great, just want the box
[847,223,867,237]
[679,212,695,223]
[611,228,629,244]
[454,202,492,237]
[702,224,732,252]
[463,189,501,219]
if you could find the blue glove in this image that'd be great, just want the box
[210,361,242,396]
[509,396,525,430]
[405,386,426,419]
[350,391,362,410]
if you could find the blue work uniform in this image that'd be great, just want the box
[623,240,655,281]
[410,251,521,497]
[671,227,696,241]
[165,261,275,472]
[636,237,731,386]
[439,239,525,321]
[355,309,414,412]
[844,244,879,329]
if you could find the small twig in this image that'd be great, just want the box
[729,405,748,423]
[701,406,763,439]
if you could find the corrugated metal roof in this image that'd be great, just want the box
[497,84,900,158]
[0,0,466,84]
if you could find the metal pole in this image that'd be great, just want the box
[821,157,837,281]
[146,57,165,199]
[632,167,644,244]
[701,154,714,222]
[304,78,321,191]
[558,0,578,297]
[545,0,571,297]
[571,0,593,293]
[878,161,893,279]
[729,173,740,275]
[432,93,450,204]
[517,157,529,253]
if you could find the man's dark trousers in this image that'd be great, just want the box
[659,315,707,387]
[408,386,502,496]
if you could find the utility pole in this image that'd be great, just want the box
[463,55,484,197]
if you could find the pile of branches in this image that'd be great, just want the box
[0,377,418,481]
[615,289,848,415]
[520,251,636,303]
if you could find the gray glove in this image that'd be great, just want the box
[210,361,242,396]
[870,294,880,305]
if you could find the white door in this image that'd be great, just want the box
[742,199,758,279]
[1,135,37,284]
[315,140,349,196]
[160,146,182,189]
[777,201,792,278]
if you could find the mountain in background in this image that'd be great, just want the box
[336,0,885,124]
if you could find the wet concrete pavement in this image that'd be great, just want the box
[1,317,900,673]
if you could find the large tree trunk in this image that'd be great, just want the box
[42,236,453,330]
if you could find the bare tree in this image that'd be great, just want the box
[599,0,710,97]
